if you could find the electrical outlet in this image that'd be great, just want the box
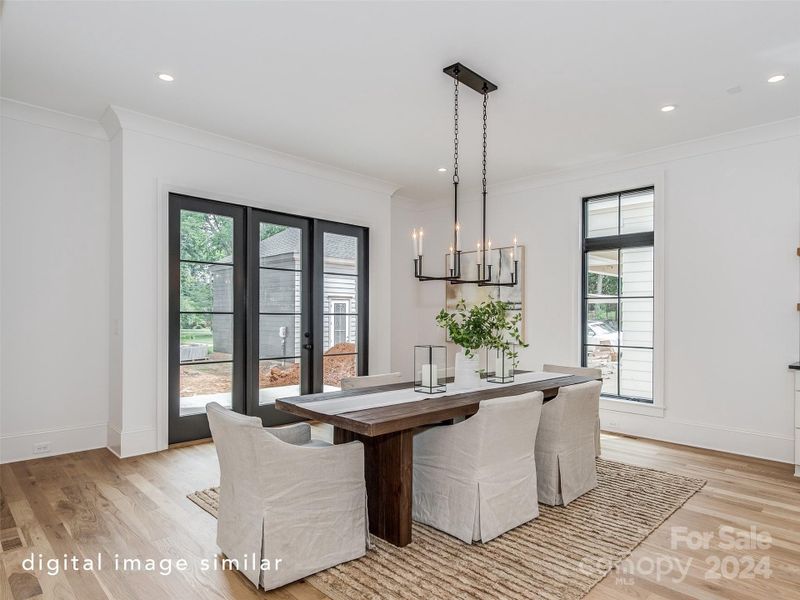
[32,442,51,455]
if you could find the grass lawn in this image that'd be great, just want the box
[180,328,213,346]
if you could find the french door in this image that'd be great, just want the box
[247,210,312,426]
[169,193,368,444]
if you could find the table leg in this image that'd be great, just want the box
[334,427,413,547]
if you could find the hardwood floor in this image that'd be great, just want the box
[1,433,798,600]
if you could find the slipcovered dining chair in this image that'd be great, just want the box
[340,372,403,389]
[534,380,603,506]
[412,391,544,544]
[206,402,368,591]
[543,364,603,456]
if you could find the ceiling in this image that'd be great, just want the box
[3,1,799,199]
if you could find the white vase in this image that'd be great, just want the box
[453,351,482,389]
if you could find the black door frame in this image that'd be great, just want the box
[312,220,369,393]
[246,208,314,426]
[168,193,247,444]
[168,193,369,443]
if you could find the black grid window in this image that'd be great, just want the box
[582,187,655,403]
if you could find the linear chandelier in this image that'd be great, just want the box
[413,63,519,287]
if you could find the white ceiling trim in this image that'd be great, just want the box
[410,114,800,211]
[0,97,108,141]
[489,115,800,198]
[102,105,401,197]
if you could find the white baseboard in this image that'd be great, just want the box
[120,427,158,457]
[600,411,794,464]
[106,424,157,458]
[0,422,107,463]
[107,424,122,457]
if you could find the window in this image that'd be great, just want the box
[331,300,349,345]
[582,187,655,403]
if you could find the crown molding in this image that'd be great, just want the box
[104,105,401,197]
[1,97,108,140]
[490,115,800,197]
[100,105,122,140]
[400,115,800,214]
[390,194,443,211]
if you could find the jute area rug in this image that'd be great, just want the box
[188,458,705,600]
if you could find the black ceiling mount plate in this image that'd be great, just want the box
[443,63,498,94]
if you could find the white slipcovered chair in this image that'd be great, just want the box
[542,364,603,456]
[412,392,544,544]
[535,380,603,506]
[206,402,368,590]
[340,372,403,389]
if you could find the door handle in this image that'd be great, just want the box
[303,343,313,350]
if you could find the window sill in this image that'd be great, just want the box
[600,396,665,418]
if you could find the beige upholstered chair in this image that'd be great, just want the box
[535,380,603,506]
[340,372,403,389]
[542,364,603,456]
[206,402,368,590]
[412,392,544,544]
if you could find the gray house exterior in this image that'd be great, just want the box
[211,228,357,359]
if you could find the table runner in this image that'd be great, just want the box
[299,371,570,416]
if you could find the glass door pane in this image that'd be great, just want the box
[248,210,311,425]
[315,224,367,391]
[169,195,245,444]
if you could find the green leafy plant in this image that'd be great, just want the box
[435,298,528,368]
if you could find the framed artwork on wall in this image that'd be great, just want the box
[444,245,525,334]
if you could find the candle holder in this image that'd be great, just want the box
[486,345,516,384]
[414,345,447,394]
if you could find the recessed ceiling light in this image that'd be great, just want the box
[437,167,447,173]
[767,74,786,83]
[660,105,676,112]
[156,72,175,82]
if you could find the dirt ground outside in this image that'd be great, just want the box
[179,342,357,396]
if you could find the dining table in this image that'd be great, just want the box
[275,371,594,547]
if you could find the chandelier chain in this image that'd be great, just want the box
[453,78,459,184]
[482,91,488,195]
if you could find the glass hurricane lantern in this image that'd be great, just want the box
[486,345,516,384]
[414,345,447,394]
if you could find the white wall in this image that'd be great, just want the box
[1,100,396,461]
[103,107,397,456]
[392,118,800,463]
[1,101,110,462]
[3,96,798,465]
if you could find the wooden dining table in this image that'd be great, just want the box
[275,373,594,547]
